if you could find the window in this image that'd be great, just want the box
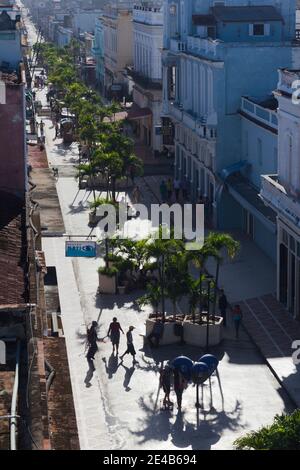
[169,5,176,15]
[249,23,270,37]
[253,24,265,36]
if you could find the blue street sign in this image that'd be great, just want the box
[65,241,97,258]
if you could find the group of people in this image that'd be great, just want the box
[159,178,188,203]
[160,365,188,411]
[34,72,45,89]
[218,290,243,338]
[86,318,139,371]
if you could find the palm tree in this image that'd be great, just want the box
[205,232,240,319]
[165,251,189,320]
[146,230,185,320]
[187,243,218,323]
[138,284,162,319]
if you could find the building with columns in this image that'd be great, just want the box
[162,0,299,228]
[126,1,164,153]
[261,69,300,319]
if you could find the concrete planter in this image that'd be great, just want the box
[145,316,223,347]
[145,319,183,346]
[98,272,117,294]
[118,285,126,295]
[183,317,223,347]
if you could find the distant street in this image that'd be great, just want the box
[24,7,296,451]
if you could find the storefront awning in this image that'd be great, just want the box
[226,174,277,232]
[220,160,249,180]
[126,104,152,121]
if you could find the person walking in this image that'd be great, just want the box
[132,185,141,204]
[173,369,187,412]
[181,179,188,200]
[120,326,137,364]
[160,364,173,409]
[54,121,60,139]
[174,179,181,201]
[160,180,168,203]
[232,304,243,339]
[147,318,164,348]
[107,317,124,355]
[218,289,228,327]
[39,120,45,137]
[166,178,173,202]
[86,321,100,370]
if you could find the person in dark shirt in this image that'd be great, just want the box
[107,317,124,355]
[173,369,187,412]
[86,321,99,370]
[160,365,173,409]
[218,289,228,327]
[147,319,164,348]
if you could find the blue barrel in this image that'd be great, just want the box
[172,356,194,380]
[198,354,219,375]
[191,362,210,385]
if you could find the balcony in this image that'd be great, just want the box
[261,175,300,227]
[240,97,278,131]
[170,38,186,53]
[277,69,300,95]
[126,68,162,90]
[186,36,222,59]
[133,6,163,26]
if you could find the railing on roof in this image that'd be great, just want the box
[241,97,278,131]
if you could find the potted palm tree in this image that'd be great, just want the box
[205,232,240,320]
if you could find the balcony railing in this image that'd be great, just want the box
[186,36,221,58]
[261,175,300,226]
[170,38,186,53]
[241,97,278,130]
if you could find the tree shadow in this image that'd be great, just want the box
[95,290,146,312]
[130,391,244,449]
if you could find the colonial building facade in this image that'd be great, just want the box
[162,0,299,228]
[261,69,300,319]
[92,15,105,93]
[126,1,163,153]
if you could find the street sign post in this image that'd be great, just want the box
[65,241,97,258]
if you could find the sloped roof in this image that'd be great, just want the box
[211,5,283,23]
[0,192,27,305]
[192,14,216,26]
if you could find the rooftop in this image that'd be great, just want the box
[211,5,283,23]
[0,192,27,305]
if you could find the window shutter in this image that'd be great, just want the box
[265,24,270,36]
[249,24,254,36]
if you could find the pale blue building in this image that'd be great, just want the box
[92,15,105,93]
[162,0,299,260]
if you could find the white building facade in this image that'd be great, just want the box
[162,0,299,227]
[102,1,134,99]
[261,69,300,319]
[127,2,163,153]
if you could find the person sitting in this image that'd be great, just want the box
[147,318,164,348]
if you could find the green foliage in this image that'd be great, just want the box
[89,197,118,211]
[234,410,300,450]
[138,284,162,314]
[98,266,118,277]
